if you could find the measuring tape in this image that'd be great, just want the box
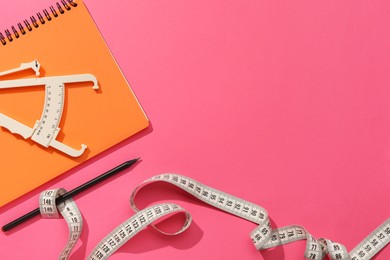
[40,173,389,259]
[0,60,99,157]
[39,188,83,260]
[88,203,192,260]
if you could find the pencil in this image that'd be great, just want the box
[2,158,140,232]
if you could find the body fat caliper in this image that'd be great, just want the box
[0,60,99,157]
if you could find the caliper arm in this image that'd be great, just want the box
[0,74,99,90]
[0,113,34,139]
[0,60,41,77]
[0,113,88,157]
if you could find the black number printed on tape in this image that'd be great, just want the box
[39,174,389,259]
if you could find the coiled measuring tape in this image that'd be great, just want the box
[40,173,389,259]
[39,188,83,260]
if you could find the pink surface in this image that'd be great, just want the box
[0,0,389,259]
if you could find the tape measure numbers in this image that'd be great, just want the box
[39,188,83,260]
[0,60,99,157]
[130,174,380,259]
[39,173,389,259]
[88,203,191,260]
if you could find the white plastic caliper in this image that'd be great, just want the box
[0,60,99,157]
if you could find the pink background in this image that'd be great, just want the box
[1,0,389,259]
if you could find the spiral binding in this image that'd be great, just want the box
[0,0,77,46]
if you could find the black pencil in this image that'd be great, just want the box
[2,158,140,232]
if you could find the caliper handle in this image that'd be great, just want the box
[0,113,33,139]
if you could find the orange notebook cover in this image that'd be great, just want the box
[0,0,149,207]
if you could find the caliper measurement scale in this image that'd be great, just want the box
[0,60,99,157]
[33,82,65,147]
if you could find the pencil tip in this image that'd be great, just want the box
[127,157,141,164]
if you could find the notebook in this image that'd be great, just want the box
[0,0,149,207]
